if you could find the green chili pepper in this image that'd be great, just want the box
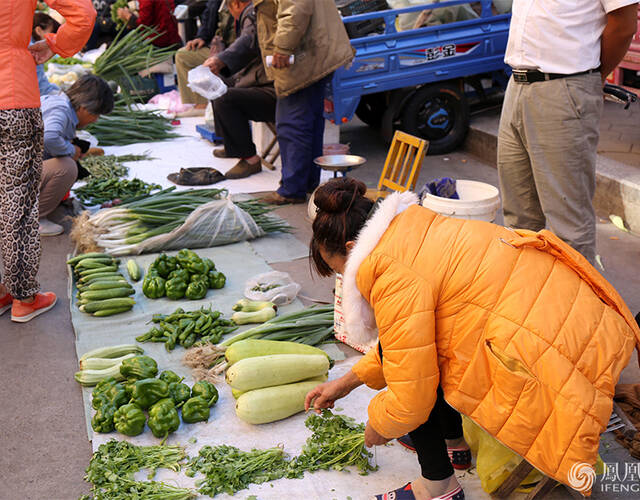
[191,380,218,407]
[168,382,191,408]
[148,398,180,440]
[113,403,146,436]
[119,355,158,380]
[181,396,210,423]
[130,378,169,409]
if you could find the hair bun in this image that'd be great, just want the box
[313,178,367,214]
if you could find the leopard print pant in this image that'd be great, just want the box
[0,108,43,299]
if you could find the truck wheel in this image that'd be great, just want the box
[355,93,387,128]
[400,83,469,155]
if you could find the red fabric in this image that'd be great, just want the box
[0,0,96,110]
[136,0,182,48]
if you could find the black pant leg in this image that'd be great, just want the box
[213,86,277,158]
[408,387,459,480]
[435,387,464,440]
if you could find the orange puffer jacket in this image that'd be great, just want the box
[346,192,640,494]
[0,0,95,110]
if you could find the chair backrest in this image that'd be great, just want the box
[377,130,428,194]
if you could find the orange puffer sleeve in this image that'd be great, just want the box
[352,345,386,390]
[43,0,96,58]
[363,255,440,439]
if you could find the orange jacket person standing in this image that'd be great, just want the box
[306,178,640,500]
[0,0,95,322]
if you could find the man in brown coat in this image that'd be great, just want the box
[253,0,355,204]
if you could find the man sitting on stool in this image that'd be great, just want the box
[204,0,274,179]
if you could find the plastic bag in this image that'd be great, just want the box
[187,65,227,100]
[149,90,194,115]
[244,271,301,305]
[109,197,265,255]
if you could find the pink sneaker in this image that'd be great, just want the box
[0,293,12,315]
[11,292,57,322]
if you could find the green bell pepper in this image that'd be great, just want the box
[181,396,210,423]
[191,380,219,407]
[92,377,117,409]
[153,254,178,279]
[159,370,183,385]
[168,382,191,408]
[177,249,206,275]
[91,404,116,433]
[202,257,216,273]
[142,274,166,299]
[165,277,188,300]
[185,280,208,300]
[119,355,158,380]
[130,378,169,409]
[207,270,226,289]
[189,273,208,284]
[168,268,190,282]
[92,379,128,409]
[148,398,180,439]
[113,403,146,436]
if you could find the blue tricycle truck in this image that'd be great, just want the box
[326,0,512,154]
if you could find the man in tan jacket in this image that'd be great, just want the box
[253,0,355,204]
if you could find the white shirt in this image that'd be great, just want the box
[505,0,638,74]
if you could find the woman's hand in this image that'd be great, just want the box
[29,40,54,65]
[304,370,363,413]
[364,421,391,447]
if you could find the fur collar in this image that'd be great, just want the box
[341,191,419,348]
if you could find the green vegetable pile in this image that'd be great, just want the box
[186,445,290,496]
[80,439,195,500]
[142,250,227,301]
[75,344,144,387]
[289,410,378,476]
[136,306,237,351]
[90,360,219,440]
[69,252,135,316]
[86,103,181,146]
[79,155,129,180]
[184,410,377,496]
[93,25,178,86]
[74,178,162,206]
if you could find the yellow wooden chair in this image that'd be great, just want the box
[366,130,429,200]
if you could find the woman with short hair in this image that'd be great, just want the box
[305,177,640,500]
[39,74,114,236]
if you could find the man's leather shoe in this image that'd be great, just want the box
[261,191,306,205]
[213,148,231,158]
[224,159,261,179]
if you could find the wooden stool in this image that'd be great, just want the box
[492,460,584,499]
[260,122,279,171]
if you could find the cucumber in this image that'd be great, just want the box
[67,252,112,266]
[83,280,131,291]
[235,379,325,424]
[74,257,117,269]
[78,265,118,277]
[80,298,135,314]
[126,259,142,282]
[225,339,330,366]
[78,272,125,284]
[80,287,134,301]
[93,306,133,317]
[225,354,330,392]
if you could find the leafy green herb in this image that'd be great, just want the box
[81,439,195,499]
[187,445,290,496]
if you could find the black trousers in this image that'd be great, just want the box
[212,86,277,159]
[409,387,463,481]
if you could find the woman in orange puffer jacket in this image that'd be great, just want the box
[0,0,95,322]
[306,178,640,500]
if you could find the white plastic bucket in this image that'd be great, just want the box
[421,180,500,222]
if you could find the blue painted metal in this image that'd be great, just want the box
[326,0,511,122]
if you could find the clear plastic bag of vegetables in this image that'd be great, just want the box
[71,189,291,255]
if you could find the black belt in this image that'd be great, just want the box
[511,68,600,84]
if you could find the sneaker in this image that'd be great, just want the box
[39,218,64,236]
[372,483,464,500]
[261,191,306,205]
[447,447,472,470]
[11,292,57,322]
[213,148,231,159]
[0,293,12,315]
[397,434,416,451]
[224,159,261,179]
